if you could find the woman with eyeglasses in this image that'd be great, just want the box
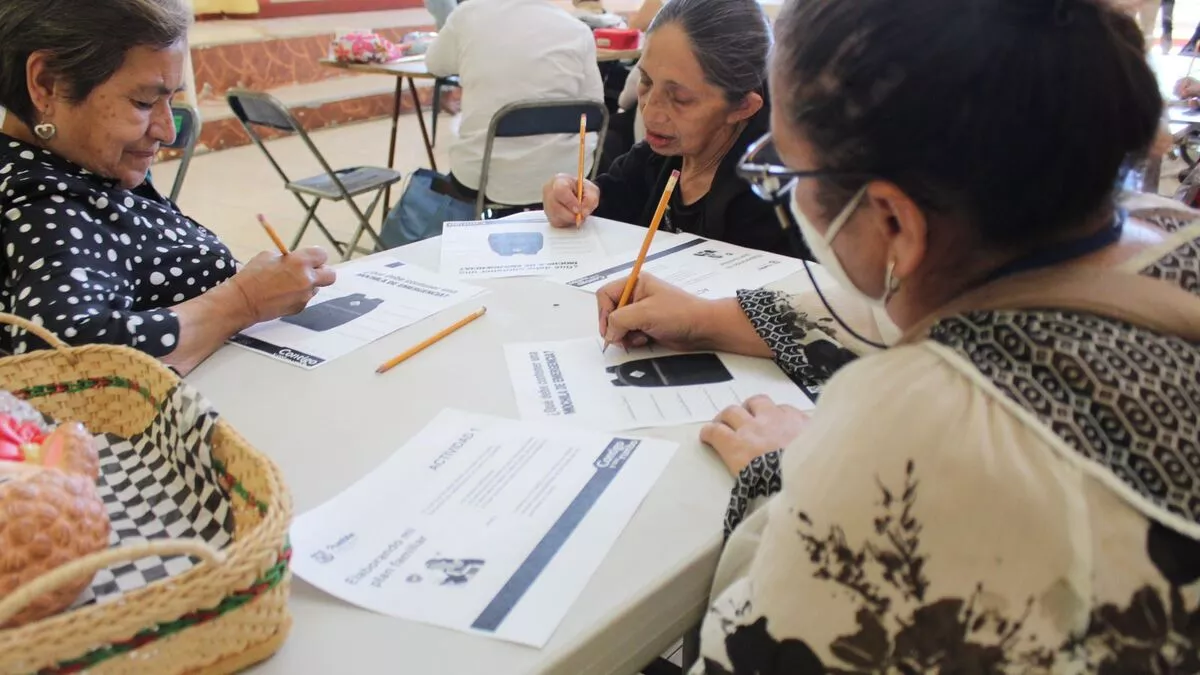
[540,0,797,257]
[600,0,1200,671]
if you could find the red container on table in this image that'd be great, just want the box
[594,28,640,50]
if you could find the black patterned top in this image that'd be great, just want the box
[699,199,1200,674]
[0,134,237,357]
[719,288,861,537]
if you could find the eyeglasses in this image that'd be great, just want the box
[736,133,874,223]
[736,133,889,349]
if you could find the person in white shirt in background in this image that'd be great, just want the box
[425,0,604,210]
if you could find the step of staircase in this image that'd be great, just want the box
[193,71,448,154]
[190,9,435,95]
[185,9,451,155]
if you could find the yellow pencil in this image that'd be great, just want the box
[256,213,290,256]
[376,306,488,374]
[576,113,587,227]
[602,169,680,353]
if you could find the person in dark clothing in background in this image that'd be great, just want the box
[1161,0,1174,53]
[540,0,803,258]
[1181,15,1200,54]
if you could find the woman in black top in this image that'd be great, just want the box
[541,0,800,258]
[0,0,334,374]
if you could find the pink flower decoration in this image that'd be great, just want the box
[332,32,410,64]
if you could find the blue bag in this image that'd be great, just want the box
[380,168,475,249]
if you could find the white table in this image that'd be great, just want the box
[187,222,749,674]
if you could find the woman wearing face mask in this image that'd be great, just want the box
[602,0,1200,670]
[541,0,795,257]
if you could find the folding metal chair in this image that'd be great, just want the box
[226,89,403,260]
[475,99,609,219]
[165,104,200,203]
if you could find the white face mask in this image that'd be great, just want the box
[790,186,903,344]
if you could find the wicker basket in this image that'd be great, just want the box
[0,315,293,674]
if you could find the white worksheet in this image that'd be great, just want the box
[290,409,677,647]
[440,212,606,279]
[551,234,804,299]
[504,338,813,431]
[229,256,486,369]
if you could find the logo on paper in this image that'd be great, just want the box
[423,558,486,586]
[310,532,358,564]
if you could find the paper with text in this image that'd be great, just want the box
[440,212,606,279]
[551,234,803,299]
[229,256,486,369]
[290,409,677,647]
[504,338,813,430]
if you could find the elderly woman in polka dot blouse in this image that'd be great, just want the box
[0,0,335,374]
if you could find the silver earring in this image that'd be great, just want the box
[883,260,901,304]
[33,122,57,141]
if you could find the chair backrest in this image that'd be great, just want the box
[166,104,200,203]
[225,88,347,196]
[226,90,301,133]
[476,99,610,217]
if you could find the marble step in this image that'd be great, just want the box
[190,73,456,155]
[190,9,435,96]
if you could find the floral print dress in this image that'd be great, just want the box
[697,195,1200,674]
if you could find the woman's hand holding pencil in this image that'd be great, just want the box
[542,174,600,228]
[224,214,337,324]
[596,273,713,352]
[594,170,773,357]
[228,247,337,323]
[600,170,679,352]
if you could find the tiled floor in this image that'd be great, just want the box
[151,113,453,261]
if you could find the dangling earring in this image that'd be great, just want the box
[33,122,57,141]
[883,259,901,304]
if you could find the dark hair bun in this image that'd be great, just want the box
[773,0,1161,247]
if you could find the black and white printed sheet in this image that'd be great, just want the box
[289,409,676,647]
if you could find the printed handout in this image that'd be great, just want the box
[504,338,813,431]
[440,212,606,279]
[551,234,804,299]
[229,256,486,369]
[290,409,677,647]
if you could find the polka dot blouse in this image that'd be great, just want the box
[0,133,238,357]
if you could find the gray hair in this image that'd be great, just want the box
[0,0,190,128]
[648,0,771,104]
